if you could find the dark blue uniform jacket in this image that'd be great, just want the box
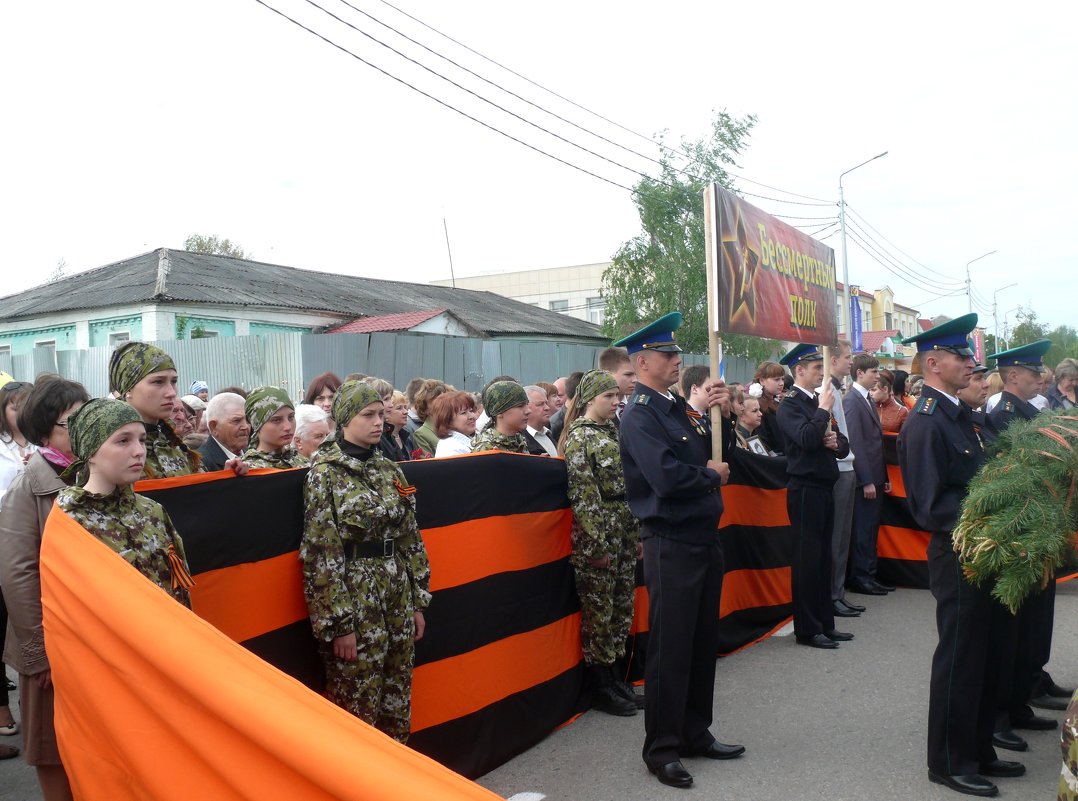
[775,386,849,486]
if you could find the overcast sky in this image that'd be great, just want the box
[3,1,1074,339]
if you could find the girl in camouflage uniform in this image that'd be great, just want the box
[470,381,531,454]
[301,381,431,742]
[56,398,193,608]
[559,369,642,717]
[241,386,309,469]
[1063,690,1078,801]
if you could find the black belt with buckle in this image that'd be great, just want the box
[345,539,395,559]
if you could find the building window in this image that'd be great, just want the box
[549,300,568,313]
[35,339,56,349]
[586,297,604,325]
[862,308,870,331]
[109,331,130,347]
[885,312,893,329]
[0,345,9,360]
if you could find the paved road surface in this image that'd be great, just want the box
[2,582,1074,800]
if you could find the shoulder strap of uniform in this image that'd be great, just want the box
[631,392,650,406]
[914,396,936,415]
[783,389,799,399]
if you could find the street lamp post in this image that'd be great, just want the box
[992,282,1018,351]
[838,151,888,339]
[965,250,998,313]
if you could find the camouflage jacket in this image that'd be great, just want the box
[56,485,192,608]
[142,421,202,479]
[563,417,639,562]
[301,442,431,642]
[1062,691,1078,801]
[241,447,310,470]
[471,426,528,454]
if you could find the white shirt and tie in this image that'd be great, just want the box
[527,425,558,457]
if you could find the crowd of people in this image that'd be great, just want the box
[0,321,1075,799]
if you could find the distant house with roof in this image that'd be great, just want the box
[0,249,605,358]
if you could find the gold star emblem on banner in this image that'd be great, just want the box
[721,205,760,325]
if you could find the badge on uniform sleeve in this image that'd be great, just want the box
[1002,400,1014,413]
[915,396,936,415]
[634,394,650,406]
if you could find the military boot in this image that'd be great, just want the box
[588,664,637,716]
[610,665,646,709]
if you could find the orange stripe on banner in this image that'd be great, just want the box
[877,525,929,562]
[423,509,572,592]
[719,567,792,618]
[411,613,581,732]
[629,585,650,635]
[719,485,789,528]
[886,463,906,498]
[135,467,300,492]
[721,615,794,657]
[1058,571,1078,584]
[189,552,309,643]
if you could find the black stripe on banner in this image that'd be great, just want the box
[409,664,585,779]
[717,603,792,655]
[143,469,308,575]
[719,525,796,573]
[877,558,929,590]
[416,559,580,665]
[240,618,326,692]
[400,453,569,530]
[880,495,923,532]
[728,448,789,490]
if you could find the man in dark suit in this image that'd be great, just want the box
[843,353,891,596]
[198,392,251,471]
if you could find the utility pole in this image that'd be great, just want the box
[992,282,1017,351]
[965,250,997,313]
[838,151,888,338]
[443,217,457,289]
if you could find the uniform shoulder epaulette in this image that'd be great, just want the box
[914,396,936,415]
[783,389,799,399]
[1002,400,1014,413]
[633,393,650,406]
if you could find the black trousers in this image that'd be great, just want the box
[926,533,998,776]
[641,532,724,768]
[786,483,835,638]
[1012,580,1056,710]
[849,487,882,584]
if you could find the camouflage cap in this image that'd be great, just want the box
[65,398,143,485]
[483,380,528,420]
[244,386,294,445]
[575,369,618,405]
[332,380,383,428]
[108,342,176,396]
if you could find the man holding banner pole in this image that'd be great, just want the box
[616,312,745,790]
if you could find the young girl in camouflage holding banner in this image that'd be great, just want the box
[56,398,194,608]
[301,381,431,742]
[559,369,642,717]
[241,386,309,469]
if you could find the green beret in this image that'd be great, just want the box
[109,342,176,397]
[483,381,528,420]
[332,380,383,428]
[575,369,618,405]
[65,398,143,486]
[245,386,294,445]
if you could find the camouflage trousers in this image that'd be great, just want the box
[1061,690,1078,801]
[321,556,417,742]
[572,531,638,667]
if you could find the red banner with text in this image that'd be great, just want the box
[710,185,838,345]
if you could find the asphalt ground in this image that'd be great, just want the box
[2,581,1074,800]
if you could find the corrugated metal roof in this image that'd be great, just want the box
[328,309,446,334]
[0,249,606,341]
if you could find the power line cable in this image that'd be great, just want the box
[845,205,964,281]
[844,227,967,295]
[369,0,834,204]
[844,218,966,292]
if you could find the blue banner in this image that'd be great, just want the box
[849,293,863,352]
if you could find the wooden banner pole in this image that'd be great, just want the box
[703,185,723,462]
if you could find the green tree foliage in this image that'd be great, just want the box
[1009,305,1047,348]
[184,234,246,259]
[601,111,776,362]
[995,306,1078,367]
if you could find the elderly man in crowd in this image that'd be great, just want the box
[198,392,252,471]
[523,385,557,456]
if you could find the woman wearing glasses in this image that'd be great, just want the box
[0,381,36,509]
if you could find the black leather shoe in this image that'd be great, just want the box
[832,601,860,617]
[796,634,839,649]
[824,629,854,641]
[591,686,638,717]
[648,760,693,788]
[839,598,866,612]
[1010,713,1057,731]
[978,759,1025,778]
[686,741,745,760]
[927,772,998,797]
[870,579,895,592]
[991,729,1028,751]
[847,581,887,596]
[1030,693,1068,711]
[613,679,646,710]
[1045,680,1076,698]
